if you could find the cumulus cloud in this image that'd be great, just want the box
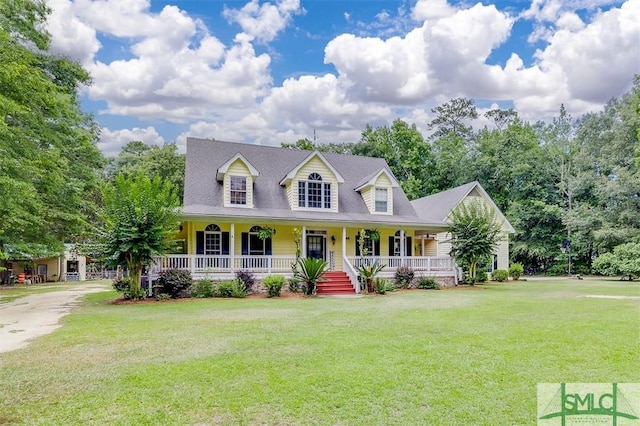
[46,0,640,155]
[223,0,304,43]
[99,127,166,157]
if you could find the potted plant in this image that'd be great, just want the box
[258,226,276,240]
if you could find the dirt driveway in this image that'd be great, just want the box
[0,282,109,353]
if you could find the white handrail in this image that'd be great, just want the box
[342,255,360,293]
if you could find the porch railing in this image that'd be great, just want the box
[151,255,298,275]
[342,255,360,294]
[347,256,456,274]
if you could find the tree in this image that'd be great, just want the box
[352,119,436,198]
[0,0,103,278]
[428,97,478,140]
[449,199,503,284]
[102,173,180,298]
[592,243,640,281]
[105,142,185,201]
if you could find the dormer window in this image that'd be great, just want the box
[375,188,388,212]
[230,176,247,205]
[298,173,331,209]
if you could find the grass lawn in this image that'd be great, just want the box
[0,278,638,425]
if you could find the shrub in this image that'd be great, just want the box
[263,275,285,297]
[492,269,509,282]
[287,278,300,293]
[476,270,488,283]
[156,269,193,298]
[191,279,214,298]
[373,277,394,294]
[394,265,415,288]
[417,276,440,290]
[215,279,247,298]
[156,293,171,302]
[297,257,328,295]
[235,270,256,293]
[509,263,524,280]
[113,277,146,300]
[592,252,618,276]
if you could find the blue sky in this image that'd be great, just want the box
[46,0,639,156]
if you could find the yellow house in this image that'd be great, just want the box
[152,138,513,293]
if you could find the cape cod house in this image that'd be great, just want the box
[151,138,513,293]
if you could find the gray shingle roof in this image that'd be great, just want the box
[411,181,516,232]
[183,138,445,228]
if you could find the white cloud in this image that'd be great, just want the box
[47,0,101,66]
[223,0,304,43]
[412,0,456,21]
[99,127,166,157]
[45,0,640,155]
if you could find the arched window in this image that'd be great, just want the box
[298,173,331,209]
[204,224,221,255]
[242,226,272,256]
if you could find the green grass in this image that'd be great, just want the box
[0,278,638,425]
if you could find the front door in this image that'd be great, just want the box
[306,235,325,260]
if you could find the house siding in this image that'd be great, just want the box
[361,173,394,215]
[223,159,254,208]
[289,156,339,213]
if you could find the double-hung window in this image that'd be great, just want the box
[375,187,388,212]
[230,176,247,205]
[298,173,331,209]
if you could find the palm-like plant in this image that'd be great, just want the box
[296,257,328,295]
[356,261,385,292]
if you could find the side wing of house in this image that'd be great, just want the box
[411,181,515,272]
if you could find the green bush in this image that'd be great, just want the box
[215,279,247,298]
[156,293,171,302]
[592,252,617,276]
[509,263,524,280]
[235,270,256,293]
[476,270,488,283]
[287,278,300,293]
[417,276,440,290]
[112,277,145,299]
[156,269,193,298]
[191,279,214,298]
[373,277,394,294]
[492,269,509,282]
[394,265,415,288]
[263,275,285,297]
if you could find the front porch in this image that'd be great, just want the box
[150,254,459,287]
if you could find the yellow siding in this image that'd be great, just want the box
[290,156,339,213]
[223,159,254,208]
[496,234,510,270]
[361,187,374,212]
[360,173,394,214]
[374,173,393,215]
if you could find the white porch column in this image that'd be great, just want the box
[230,223,235,272]
[400,229,405,265]
[421,235,425,256]
[302,226,307,258]
[341,227,347,258]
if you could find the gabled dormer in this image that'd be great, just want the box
[216,153,259,208]
[279,151,344,213]
[355,168,399,215]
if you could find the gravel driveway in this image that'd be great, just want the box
[0,283,109,353]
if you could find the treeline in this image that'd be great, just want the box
[282,83,640,274]
[1,0,638,276]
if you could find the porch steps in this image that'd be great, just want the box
[317,271,356,295]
